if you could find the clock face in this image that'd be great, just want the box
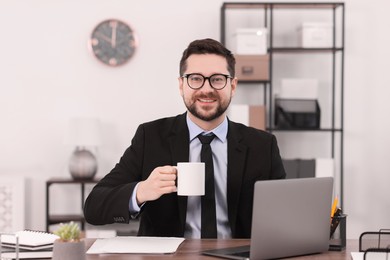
[89,19,137,66]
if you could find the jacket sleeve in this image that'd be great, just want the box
[83,125,146,225]
[270,134,286,179]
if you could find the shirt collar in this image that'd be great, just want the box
[186,114,228,143]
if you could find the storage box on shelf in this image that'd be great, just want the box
[234,28,268,54]
[275,98,321,129]
[298,23,333,48]
[235,55,269,81]
[279,78,319,100]
[228,105,266,131]
[276,78,321,129]
[283,158,334,179]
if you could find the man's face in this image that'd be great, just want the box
[179,54,237,123]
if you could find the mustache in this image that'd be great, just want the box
[196,93,218,99]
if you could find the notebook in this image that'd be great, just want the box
[203,177,334,260]
[0,251,52,260]
[1,230,59,250]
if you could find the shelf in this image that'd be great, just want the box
[238,80,270,84]
[270,47,344,53]
[221,1,345,207]
[47,178,100,185]
[46,178,100,231]
[48,214,85,224]
[222,2,344,10]
[267,128,343,132]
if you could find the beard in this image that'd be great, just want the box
[184,93,232,122]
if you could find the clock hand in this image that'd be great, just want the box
[95,32,111,43]
[111,22,117,48]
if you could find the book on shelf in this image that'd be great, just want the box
[1,230,59,251]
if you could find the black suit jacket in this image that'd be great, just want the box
[84,113,286,238]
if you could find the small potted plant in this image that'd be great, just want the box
[52,221,85,260]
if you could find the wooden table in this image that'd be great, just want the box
[85,239,356,259]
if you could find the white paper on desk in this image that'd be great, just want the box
[351,252,364,260]
[351,252,389,260]
[86,236,185,254]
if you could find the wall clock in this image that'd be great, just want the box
[89,19,137,66]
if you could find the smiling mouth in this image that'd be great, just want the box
[198,98,216,103]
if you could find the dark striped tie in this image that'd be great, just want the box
[198,133,217,238]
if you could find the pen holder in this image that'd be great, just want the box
[329,214,347,251]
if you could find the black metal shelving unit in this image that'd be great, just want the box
[221,2,345,208]
[45,178,100,232]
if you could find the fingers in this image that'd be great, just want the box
[151,166,177,182]
[159,180,176,188]
[155,166,177,191]
[136,166,177,205]
[158,165,177,175]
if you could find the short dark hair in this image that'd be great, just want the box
[179,38,235,77]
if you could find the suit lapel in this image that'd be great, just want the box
[168,113,189,234]
[226,121,247,235]
[169,114,189,166]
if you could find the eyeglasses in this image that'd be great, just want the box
[181,73,233,90]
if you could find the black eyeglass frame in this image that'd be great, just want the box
[181,73,233,90]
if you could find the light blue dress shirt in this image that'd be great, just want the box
[129,115,232,238]
[185,115,231,238]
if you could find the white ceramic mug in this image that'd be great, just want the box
[176,162,205,196]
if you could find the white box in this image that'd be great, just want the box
[234,28,267,55]
[298,23,332,48]
[315,158,334,178]
[280,78,319,99]
[228,105,266,130]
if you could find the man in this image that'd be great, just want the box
[84,38,286,239]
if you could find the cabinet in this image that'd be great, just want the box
[45,178,99,232]
[221,2,345,206]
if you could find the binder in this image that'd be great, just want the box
[275,98,321,129]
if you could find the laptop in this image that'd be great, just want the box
[202,177,334,260]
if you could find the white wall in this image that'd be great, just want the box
[0,0,389,238]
